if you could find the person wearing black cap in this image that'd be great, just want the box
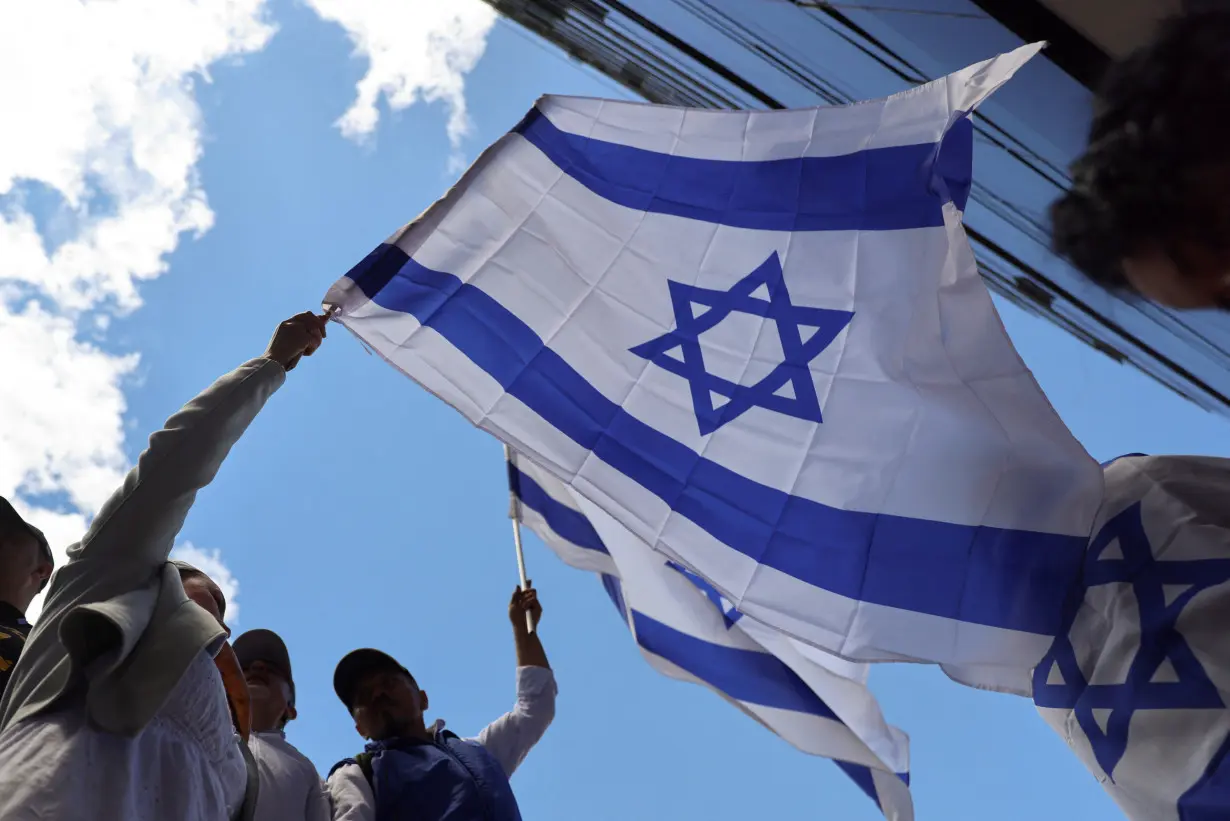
[0,498,53,697]
[326,585,556,821]
[233,629,330,821]
[0,311,327,821]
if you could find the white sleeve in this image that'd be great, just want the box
[306,774,333,821]
[474,666,558,777]
[326,763,377,821]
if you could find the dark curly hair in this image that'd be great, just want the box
[1050,10,1230,291]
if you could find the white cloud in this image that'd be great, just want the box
[0,0,274,311]
[303,0,497,169]
[0,0,275,621]
[1,1,494,625]
[172,543,242,625]
[0,304,135,516]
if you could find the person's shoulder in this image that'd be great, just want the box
[247,733,310,775]
[327,758,363,782]
[285,739,322,775]
[0,603,29,636]
[0,624,25,645]
[0,625,26,673]
[265,734,318,768]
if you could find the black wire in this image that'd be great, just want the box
[783,1,989,18]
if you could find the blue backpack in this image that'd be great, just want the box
[335,731,522,821]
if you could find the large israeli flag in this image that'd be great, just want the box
[1034,456,1230,820]
[324,43,1105,690]
[508,450,912,820]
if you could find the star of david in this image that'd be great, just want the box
[629,252,854,436]
[1032,502,1230,779]
[668,561,743,629]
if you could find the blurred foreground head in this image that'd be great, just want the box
[0,498,53,614]
[1051,10,1230,309]
[171,559,229,634]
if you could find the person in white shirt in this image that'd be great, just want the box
[326,585,556,821]
[233,629,331,821]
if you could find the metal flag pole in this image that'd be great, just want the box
[504,443,534,634]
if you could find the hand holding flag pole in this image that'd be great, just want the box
[504,444,534,634]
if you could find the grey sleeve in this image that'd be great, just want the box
[39,358,287,618]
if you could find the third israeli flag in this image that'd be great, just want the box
[508,450,912,820]
[323,43,1104,691]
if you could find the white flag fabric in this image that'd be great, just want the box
[1034,455,1230,820]
[323,43,1104,692]
[508,451,913,820]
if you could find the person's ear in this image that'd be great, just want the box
[419,690,429,713]
[284,703,298,725]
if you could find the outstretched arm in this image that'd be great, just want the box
[41,313,327,616]
[475,584,557,777]
[0,313,329,735]
[511,584,549,670]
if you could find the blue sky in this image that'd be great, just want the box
[4,2,1230,819]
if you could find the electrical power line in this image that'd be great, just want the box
[780,1,988,19]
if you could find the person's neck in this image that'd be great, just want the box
[404,723,433,742]
[248,705,286,736]
[385,720,431,743]
[0,596,26,620]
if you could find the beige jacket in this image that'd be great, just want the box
[0,358,286,736]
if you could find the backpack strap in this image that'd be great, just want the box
[328,754,376,789]
[355,752,375,788]
[231,739,260,821]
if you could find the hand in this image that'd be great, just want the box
[510,583,542,631]
[264,312,327,372]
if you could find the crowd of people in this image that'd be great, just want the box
[0,313,556,821]
[0,8,1223,821]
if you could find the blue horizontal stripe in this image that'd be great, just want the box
[509,461,609,555]
[513,107,973,232]
[836,762,881,807]
[349,244,1085,635]
[607,577,904,813]
[601,573,629,626]
[630,610,839,720]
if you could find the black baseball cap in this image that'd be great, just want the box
[0,496,53,571]
[234,629,295,703]
[333,648,414,712]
